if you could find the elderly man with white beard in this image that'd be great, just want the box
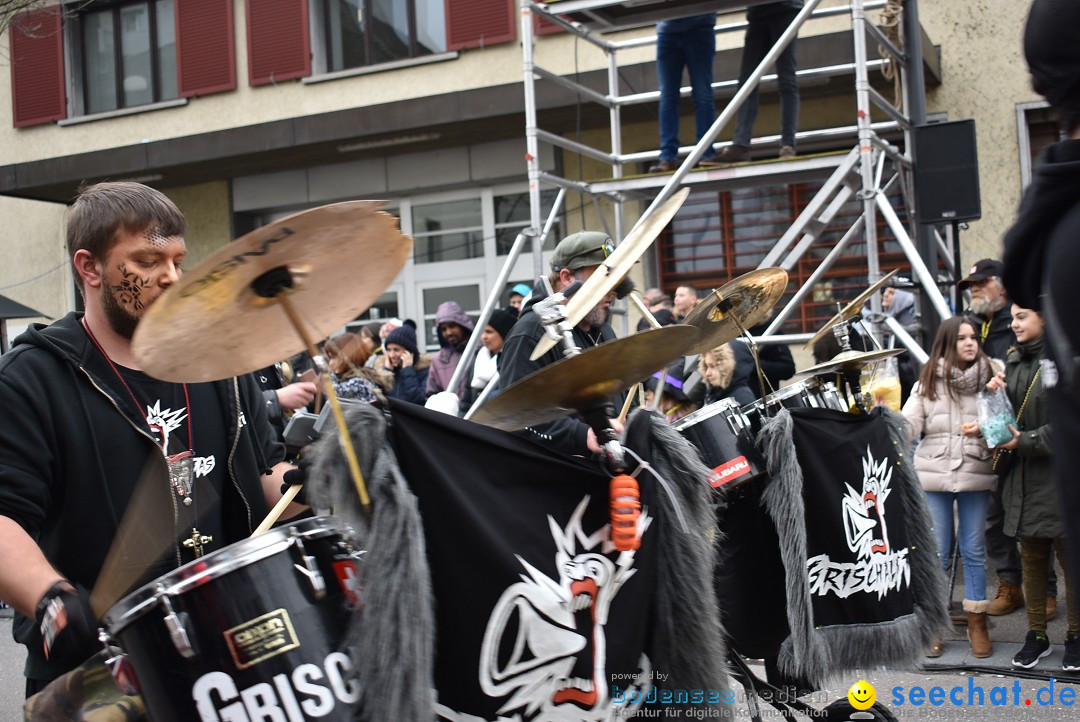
[497,231,623,457]
[959,258,1017,362]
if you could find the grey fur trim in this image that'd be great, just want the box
[628,409,730,709]
[757,408,950,687]
[306,403,436,721]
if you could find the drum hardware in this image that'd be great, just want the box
[133,202,414,517]
[289,531,327,600]
[804,269,900,351]
[796,348,905,413]
[530,187,691,361]
[157,586,196,658]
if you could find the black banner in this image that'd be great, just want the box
[789,407,916,626]
[389,402,660,721]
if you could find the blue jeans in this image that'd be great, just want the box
[657,26,716,162]
[732,8,800,148]
[925,490,990,601]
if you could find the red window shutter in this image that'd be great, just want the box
[9,8,66,127]
[445,0,516,51]
[176,0,237,97]
[247,0,311,86]
[536,12,568,36]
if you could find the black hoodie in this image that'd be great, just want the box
[497,287,617,456]
[0,313,283,682]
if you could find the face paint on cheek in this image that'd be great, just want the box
[110,264,153,311]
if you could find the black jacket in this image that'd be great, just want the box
[0,313,283,681]
[497,294,617,456]
[963,307,1015,362]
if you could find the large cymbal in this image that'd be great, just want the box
[804,269,901,350]
[473,325,701,431]
[796,348,905,377]
[682,268,789,355]
[133,201,412,382]
[530,188,691,361]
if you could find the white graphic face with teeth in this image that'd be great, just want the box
[842,447,894,560]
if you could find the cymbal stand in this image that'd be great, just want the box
[830,321,872,414]
[718,296,773,402]
[252,267,371,515]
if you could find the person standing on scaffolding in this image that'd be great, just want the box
[716,1,803,163]
[648,13,720,173]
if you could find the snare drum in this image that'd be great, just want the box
[103,516,360,722]
[742,378,835,433]
[674,398,767,490]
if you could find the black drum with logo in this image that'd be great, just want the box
[674,398,766,491]
[102,516,360,722]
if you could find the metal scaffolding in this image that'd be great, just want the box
[519,0,954,353]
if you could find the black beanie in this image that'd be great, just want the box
[384,325,419,357]
[485,309,517,341]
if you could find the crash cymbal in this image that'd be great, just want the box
[133,201,412,382]
[530,187,690,361]
[796,348,905,377]
[804,269,901,350]
[682,268,789,355]
[473,325,701,431]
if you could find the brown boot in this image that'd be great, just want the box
[965,599,992,658]
[988,579,1025,616]
[1047,595,1058,622]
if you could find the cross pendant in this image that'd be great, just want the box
[182,527,213,558]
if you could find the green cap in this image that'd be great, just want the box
[549,231,615,272]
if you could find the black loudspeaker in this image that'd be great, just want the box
[913,120,982,224]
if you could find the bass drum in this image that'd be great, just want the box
[103,516,360,722]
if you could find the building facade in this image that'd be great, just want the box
[0,0,1050,348]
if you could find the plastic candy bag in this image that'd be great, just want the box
[864,356,902,412]
[978,387,1016,449]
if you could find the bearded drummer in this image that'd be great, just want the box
[0,182,305,696]
[498,231,624,456]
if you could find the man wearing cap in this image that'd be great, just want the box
[959,259,1016,361]
[507,283,532,316]
[498,231,621,456]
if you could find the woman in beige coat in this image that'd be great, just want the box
[903,316,1002,659]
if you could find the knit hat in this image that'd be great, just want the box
[384,324,419,357]
[485,308,517,341]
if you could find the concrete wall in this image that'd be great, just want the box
[920,0,1039,267]
[0,196,69,340]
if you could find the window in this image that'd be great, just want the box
[321,0,446,73]
[494,190,562,255]
[1018,102,1066,189]
[74,0,178,115]
[411,198,484,263]
[658,180,912,334]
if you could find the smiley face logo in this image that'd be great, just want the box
[847,679,876,710]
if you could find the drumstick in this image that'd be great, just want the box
[252,484,302,537]
[90,458,214,618]
[629,293,662,330]
[617,383,640,425]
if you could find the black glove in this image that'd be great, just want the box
[35,580,98,670]
[280,456,311,506]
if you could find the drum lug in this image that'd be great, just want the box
[157,587,196,659]
[290,533,327,600]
